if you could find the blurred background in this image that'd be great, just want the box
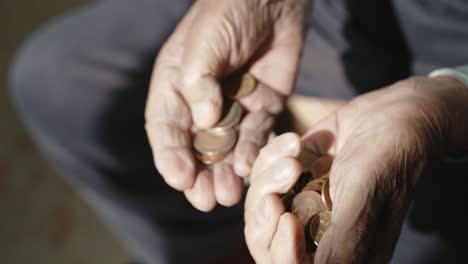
[0,1,129,263]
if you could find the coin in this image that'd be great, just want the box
[243,176,250,187]
[210,101,242,132]
[311,156,333,178]
[298,149,320,172]
[301,181,322,193]
[237,73,257,99]
[301,172,328,193]
[291,191,326,228]
[194,128,237,164]
[196,151,231,165]
[225,73,257,100]
[309,211,331,246]
[321,178,332,210]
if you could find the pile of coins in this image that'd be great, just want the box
[282,151,334,249]
[193,73,257,164]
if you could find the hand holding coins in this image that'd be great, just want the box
[244,133,335,263]
[146,0,305,213]
[287,154,334,247]
[193,73,256,165]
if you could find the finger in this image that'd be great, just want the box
[250,132,302,181]
[234,111,275,177]
[177,74,223,129]
[246,157,302,212]
[146,82,195,190]
[271,213,309,264]
[154,3,199,66]
[239,82,285,115]
[184,170,216,212]
[176,7,229,129]
[213,156,244,207]
[245,194,285,263]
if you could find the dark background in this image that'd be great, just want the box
[0,1,128,263]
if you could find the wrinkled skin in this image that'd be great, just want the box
[244,76,468,263]
[145,0,308,211]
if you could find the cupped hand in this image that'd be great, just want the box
[244,76,468,263]
[145,0,308,211]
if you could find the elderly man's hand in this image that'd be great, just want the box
[144,0,308,211]
[244,76,468,263]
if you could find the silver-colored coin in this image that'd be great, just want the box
[211,101,242,132]
[309,211,332,246]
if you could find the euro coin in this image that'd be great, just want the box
[194,128,237,164]
[321,178,332,210]
[309,211,331,246]
[225,73,257,100]
[292,191,326,228]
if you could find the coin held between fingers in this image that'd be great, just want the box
[209,100,242,132]
[224,72,257,100]
[194,129,237,164]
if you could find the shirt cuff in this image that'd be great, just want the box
[429,65,468,88]
[429,65,468,163]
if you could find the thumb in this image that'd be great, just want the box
[313,140,402,264]
[301,116,382,263]
[177,2,270,128]
[178,72,223,128]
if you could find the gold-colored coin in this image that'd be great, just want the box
[196,151,231,165]
[301,172,329,193]
[291,191,326,228]
[311,156,333,178]
[308,211,332,246]
[211,101,242,132]
[301,182,322,193]
[194,128,237,164]
[321,178,332,211]
[236,73,257,99]
[298,149,320,172]
[225,73,257,100]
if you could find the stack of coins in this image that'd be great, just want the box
[282,150,334,249]
[193,73,257,165]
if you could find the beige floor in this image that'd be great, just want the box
[0,1,129,263]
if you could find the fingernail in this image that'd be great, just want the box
[192,102,218,128]
[192,102,213,126]
[256,197,271,225]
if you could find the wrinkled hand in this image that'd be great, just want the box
[145,0,308,211]
[245,76,468,263]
